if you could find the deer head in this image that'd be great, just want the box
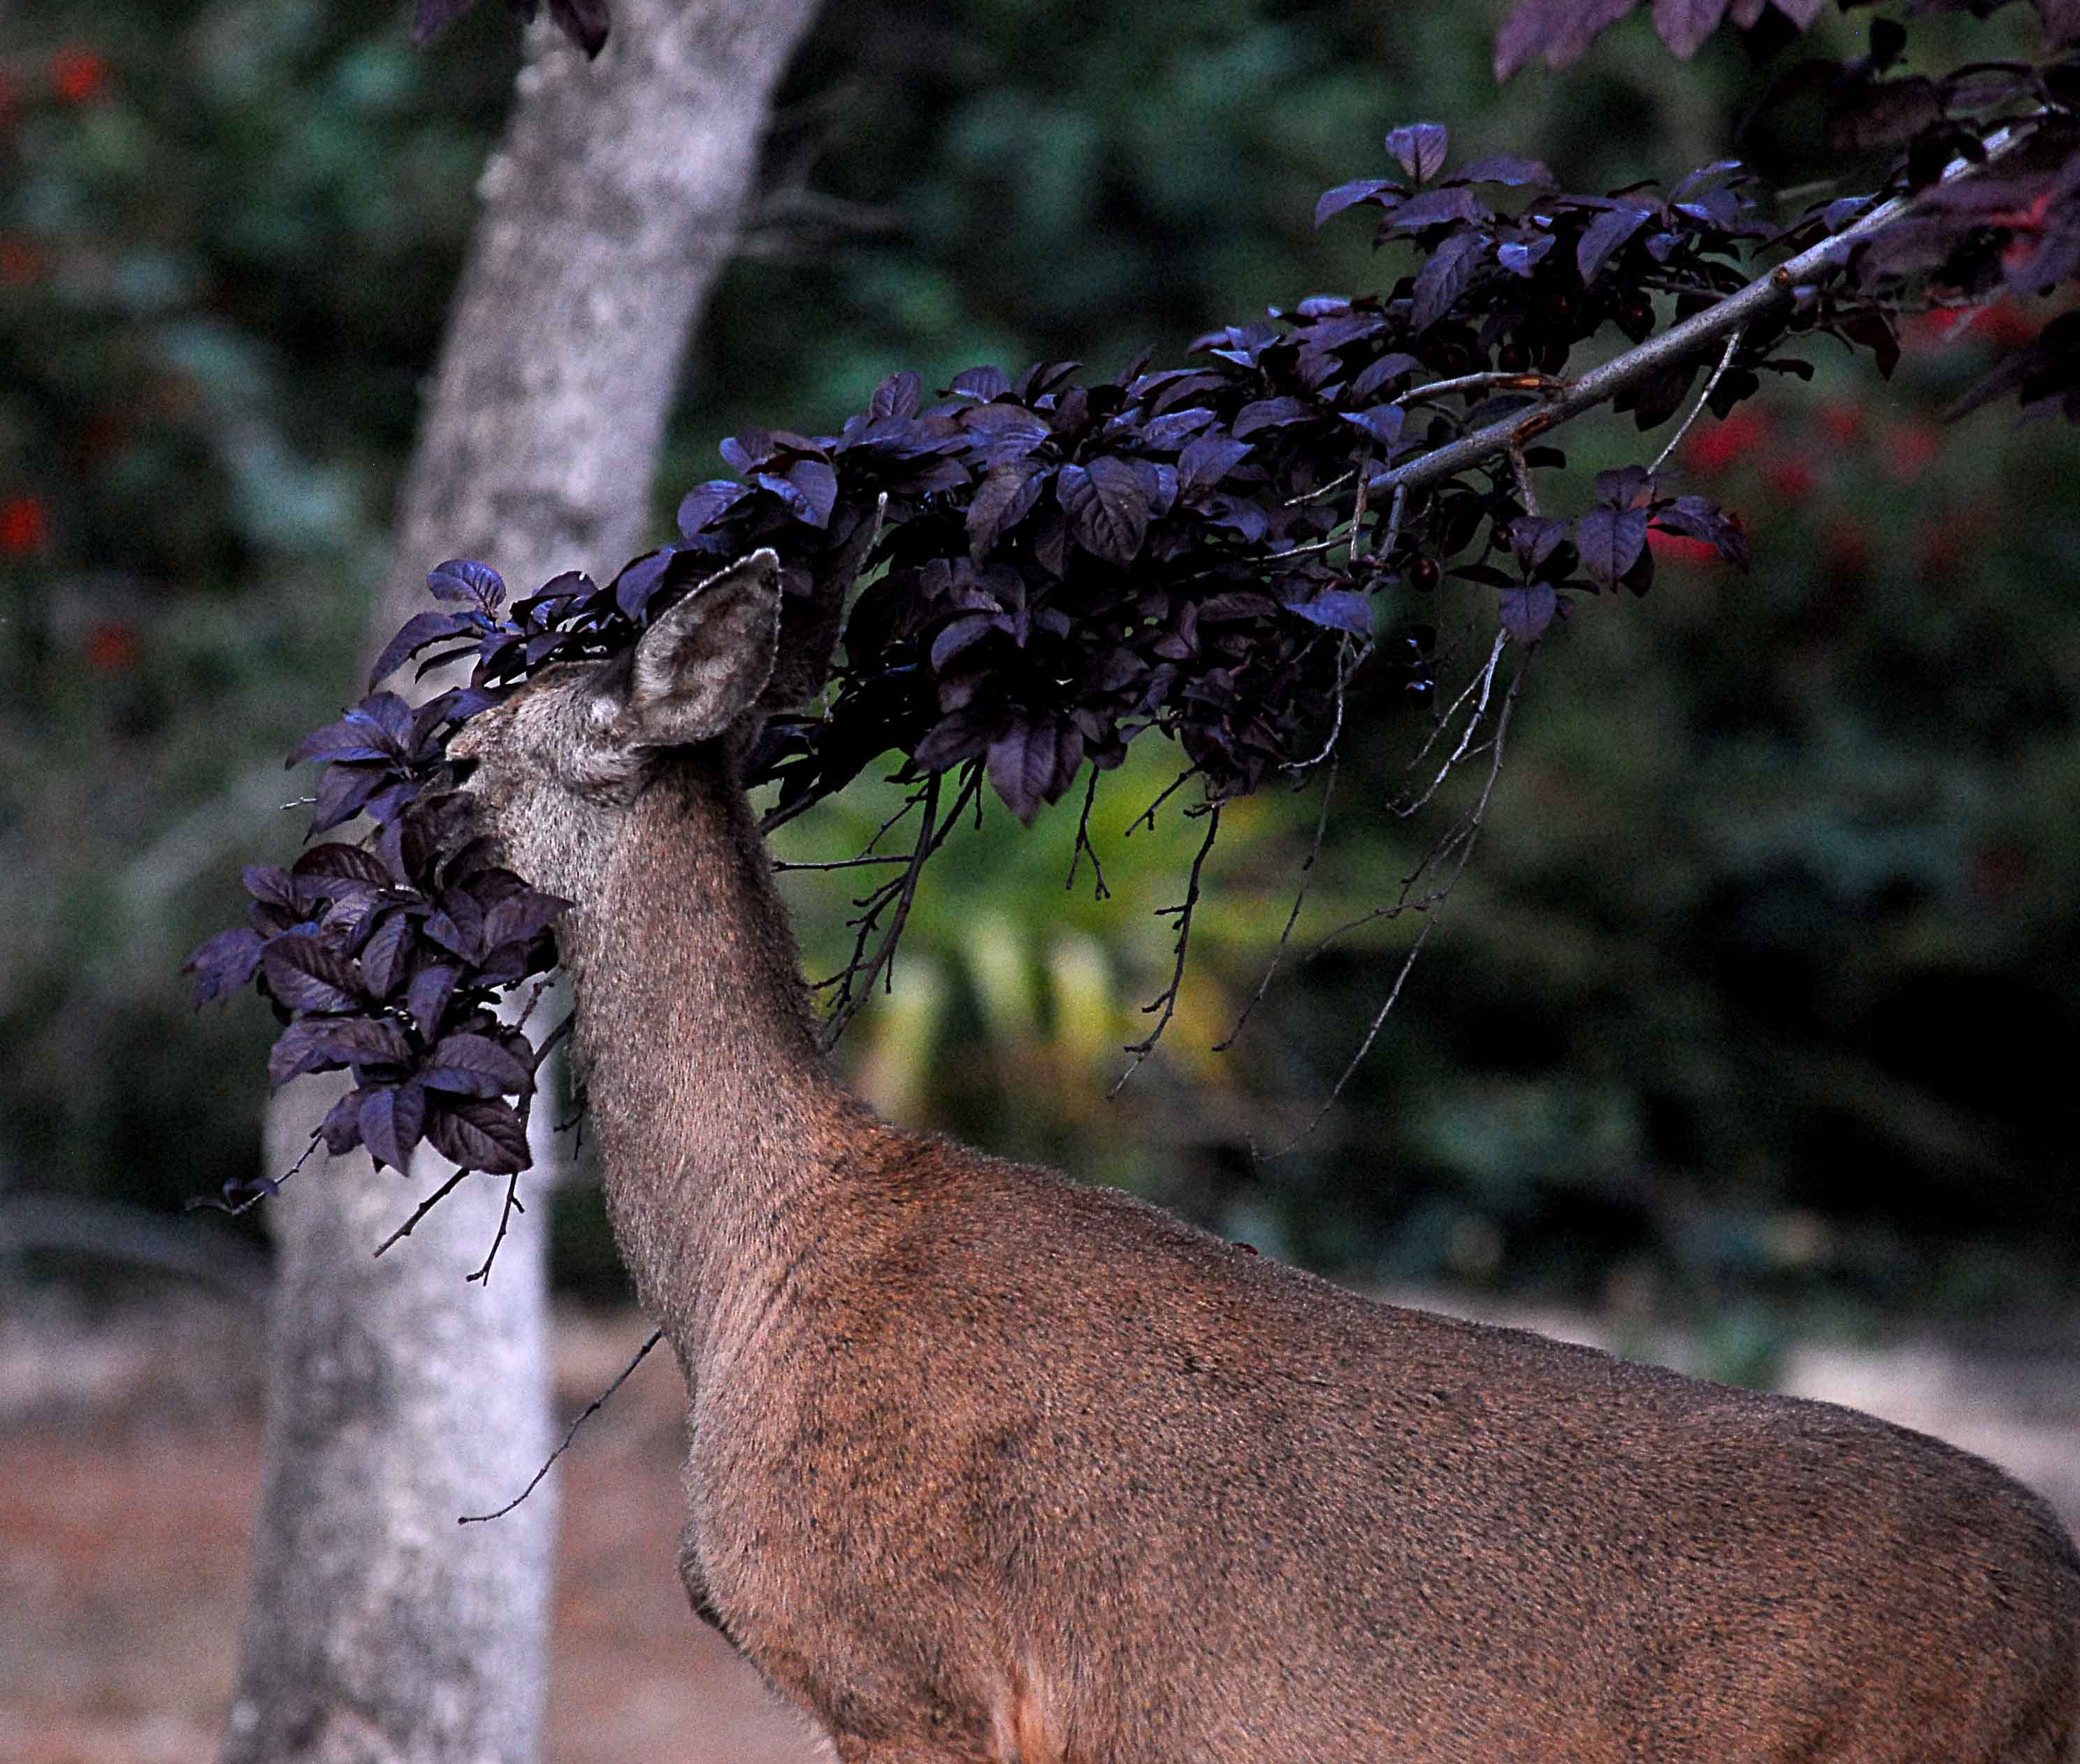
[446,549,786,906]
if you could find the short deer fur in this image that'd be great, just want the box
[451,549,2080,1763]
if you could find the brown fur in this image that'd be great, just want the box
[451,552,2080,1763]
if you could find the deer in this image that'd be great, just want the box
[447,546,2080,1764]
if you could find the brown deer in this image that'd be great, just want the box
[449,547,2080,1763]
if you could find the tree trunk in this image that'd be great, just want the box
[222,3,821,1759]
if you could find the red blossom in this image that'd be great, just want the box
[1886,423,1941,483]
[0,236,41,286]
[1765,458,1817,503]
[0,493,48,555]
[50,45,108,106]
[1816,403,1864,445]
[85,620,141,676]
[1647,528,1718,565]
[1684,409,1768,475]
[1822,521,1869,579]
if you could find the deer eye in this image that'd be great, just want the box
[447,756,480,786]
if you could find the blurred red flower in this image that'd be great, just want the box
[0,236,41,286]
[1647,528,1718,565]
[1684,409,1768,475]
[85,621,141,676]
[1765,458,1816,503]
[0,493,48,555]
[50,45,108,106]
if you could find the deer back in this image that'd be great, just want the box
[448,550,2080,1764]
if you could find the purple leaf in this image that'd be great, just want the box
[1197,592,1280,623]
[1385,122,1450,185]
[423,1032,535,1099]
[960,403,1053,465]
[1340,405,1406,448]
[292,843,391,888]
[407,964,461,1041]
[368,611,472,693]
[967,463,1048,563]
[951,365,1011,401]
[184,927,266,1006]
[424,1099,531,1176]
[361,1081,429,1172]
[1575,506,1650,585]
[1498,581,1559,642]
[614,549,674,623]
[1315,178,1399,228]
[931,612,1003,674]
[1498,234,1557,277]
[1385,188,1487,233]
[1347,353,1423,403]
[1654,0,1733,60]
[359,911,416,998]
[264,1017,410,1087]
[1451,154,1555,189]
[1508,515,1572,575]
[1495,0,1644,78]
[426,559,505,610]
[676,480,751,541]
[719,428,774,475]
[1577,205,1651,283]
[1177,434,1252,491]
[987,718,1060,824]
[1141,407,1219,450]
[1413,231,1489,333]
[760,458,838,530]
[1057,458,1150,567]
[287,717,395,769]
[479,892,570,952]
[1287,591,1375,635]
[1232,397,1314,438]
[261,934,362,1014]
[870,371,922,418]
[318,1089,363,1156]
[309,762,391,835]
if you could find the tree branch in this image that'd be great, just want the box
[1373,122,2032,503]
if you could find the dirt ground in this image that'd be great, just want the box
[2,1291,2076,1764]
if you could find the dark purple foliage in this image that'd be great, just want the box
[194,66,2080,1197]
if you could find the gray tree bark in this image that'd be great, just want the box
[222,3,822,1760]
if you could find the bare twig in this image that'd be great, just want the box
[1127,766,1199,835]
[1508,443,1538,516]
[458,1326,667,1525]
[466,1174,525,1284]
[1067,765,1111,900]
[185,1129,324,1217]
[1284,467,1358,507]
[1287,637,1359,773]
[816,767,985,1051]
[373,1170,471,1258]
[1651,326,1743,475]
[1214,758,1337,1053]
[1111,802,1222,1095]
[1397,629,1508,818]
[1266,655,1530,1155]
[1394,370,1557,408]
[772,853,916,873]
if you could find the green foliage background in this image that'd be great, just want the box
[3,0,2074,1340]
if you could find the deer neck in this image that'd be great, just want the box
[554,753,860,1343]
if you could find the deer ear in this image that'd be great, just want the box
[619,550,783,748]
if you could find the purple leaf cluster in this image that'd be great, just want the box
[193,99,2077,1201]
[187,597,568,1194]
